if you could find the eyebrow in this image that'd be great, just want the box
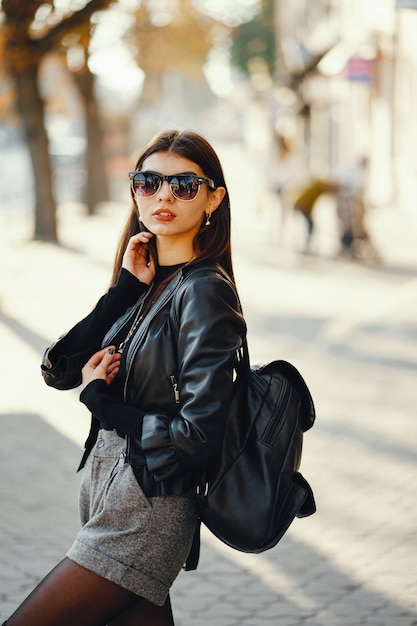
[142,170,201,176]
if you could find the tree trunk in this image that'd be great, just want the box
[74,69,110,215]
[16,68,58,242]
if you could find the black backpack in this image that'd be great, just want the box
[197,340,316,554]
[173,266,316,567]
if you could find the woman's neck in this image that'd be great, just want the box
[156,239,194,266]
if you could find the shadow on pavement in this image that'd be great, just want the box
[172,531,417,625]
[0,313,51,358]
[0,412,81,620]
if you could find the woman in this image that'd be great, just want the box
[4,130,246,626]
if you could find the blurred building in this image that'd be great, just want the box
[273,0,417,213]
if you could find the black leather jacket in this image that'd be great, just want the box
[41,262,246,497]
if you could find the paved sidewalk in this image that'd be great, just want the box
[1,191,417,624]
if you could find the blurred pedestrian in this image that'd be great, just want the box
[267,132,308,236]
[292,178,339,253]
[336,157,379,260]
[4,130,246,626]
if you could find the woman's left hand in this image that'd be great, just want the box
[81,347,121,389]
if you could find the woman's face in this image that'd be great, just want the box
[135,151,225,244]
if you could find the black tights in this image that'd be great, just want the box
[4,558,174,626]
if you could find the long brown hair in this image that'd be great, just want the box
[110,129,234,286]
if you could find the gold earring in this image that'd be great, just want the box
[205,213,211,226]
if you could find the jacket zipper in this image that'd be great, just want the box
[122,273,185,467]
[123,274,184,400]
[170,375,180,403]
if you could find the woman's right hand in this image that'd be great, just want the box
[81,346,121,389]
[122,231,156,284]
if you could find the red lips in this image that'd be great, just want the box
[152,208,176,220]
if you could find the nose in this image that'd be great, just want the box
[158,180,173,201]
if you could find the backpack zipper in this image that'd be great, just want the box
[261,377,292,446]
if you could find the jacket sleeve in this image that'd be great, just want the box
[80,379,145,437]
[41,269,147,390]
[141,273,246,481]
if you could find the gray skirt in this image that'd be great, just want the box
[67,429,199,606]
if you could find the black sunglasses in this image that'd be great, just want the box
[129,170,216,202]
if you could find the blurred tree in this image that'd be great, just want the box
[230,0,275,81]
[74,66,110,215]
[0,36,17,126]
[63,24,111,216]
[1,0,114,242]
[127,0,218,104]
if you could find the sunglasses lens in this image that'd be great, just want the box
[132,173,161,197]
[171,175,199,200]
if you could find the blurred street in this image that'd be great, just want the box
[1,143,417,625]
